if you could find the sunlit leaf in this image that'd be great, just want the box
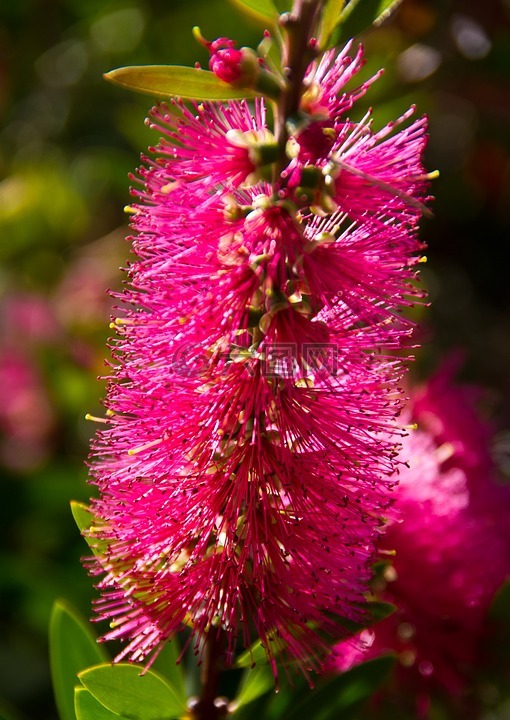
[231,664,274,710]
[78,663,186,720]
[319,0,345,49]
[71,500,93,533]
[104,65,259,100]
[328,0,404,47]
[235,633,283,668]
[75,687,126,720]
[49,600,109,720]
[228,0,280,25]
[71,500,107,556]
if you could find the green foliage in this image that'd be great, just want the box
[104,65,259,100]
[228,0,280,26]
[319,0,345,50]
[231,664,275,711]
[71,500,109,557]
[78,664,186,720]
[70,501,94,535]
[327,0,404,47]
[235,633,283,669]
[49,600,109,720]
[75,688,126,720]
[149,640,187,708]
[266,656,396,720]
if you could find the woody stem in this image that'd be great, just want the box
[192,631,225,720]
[273,0,324,180]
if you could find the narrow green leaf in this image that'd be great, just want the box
[78,663,186,720]
[235,632,287,668]
[232,665,274,710]
[235,600,394,670]
[71,500,107,556]
[319,0,345,49]
[71,500,93,533]
[104,65,259,100]
[235,641,268,668]
[283,655,396,720]
[365,600,396,624]
[228,0,279,25]
[49,600,109,720]
[150,639,187,708]
[328,0,404,47]
[75,687,127,720]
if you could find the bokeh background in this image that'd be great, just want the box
[1,0,509,718]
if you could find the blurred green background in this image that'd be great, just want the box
[0,1,509,718]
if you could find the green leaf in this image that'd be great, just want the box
[235,601,395,670]
[71,500,93,533]
[328,0,404,47]
[71,500,107,556]
[283,655,396,720]
[365,600,396,624]
[49,599,109,720]
[75,687,127,720]
[228,0,280,26]
[319,0,345,49]
[104,65,259,100]
[149,639,187,708]
[235,632,287,668]
[78,664,186,720]
[232,665,274,710]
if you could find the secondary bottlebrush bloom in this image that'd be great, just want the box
[86,41,430,677]
[331,362,510,712]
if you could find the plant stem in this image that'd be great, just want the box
[191,631,226,720]
[273,0,325,180]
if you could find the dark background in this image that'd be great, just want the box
[1,1,509,717]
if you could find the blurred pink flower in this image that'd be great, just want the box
[332,361,510,712]
[87,42,430,676]
[0,293,57,470]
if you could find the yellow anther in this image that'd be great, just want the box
[127,437,164,456]
[85,413,108,423]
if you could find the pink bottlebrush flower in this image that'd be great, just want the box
[331,363,510,712]
[146,99,274,189]
[292,43,431,224]
[87,40,429,678]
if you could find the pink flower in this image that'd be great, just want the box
[87,41,429,677]
[331,363,510,712]
[292,43,430,224]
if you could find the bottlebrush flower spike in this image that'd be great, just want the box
[87,32,431,681]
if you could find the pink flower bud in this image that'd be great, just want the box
[208,37,259,86]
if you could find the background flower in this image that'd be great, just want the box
[332,360,510,717]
